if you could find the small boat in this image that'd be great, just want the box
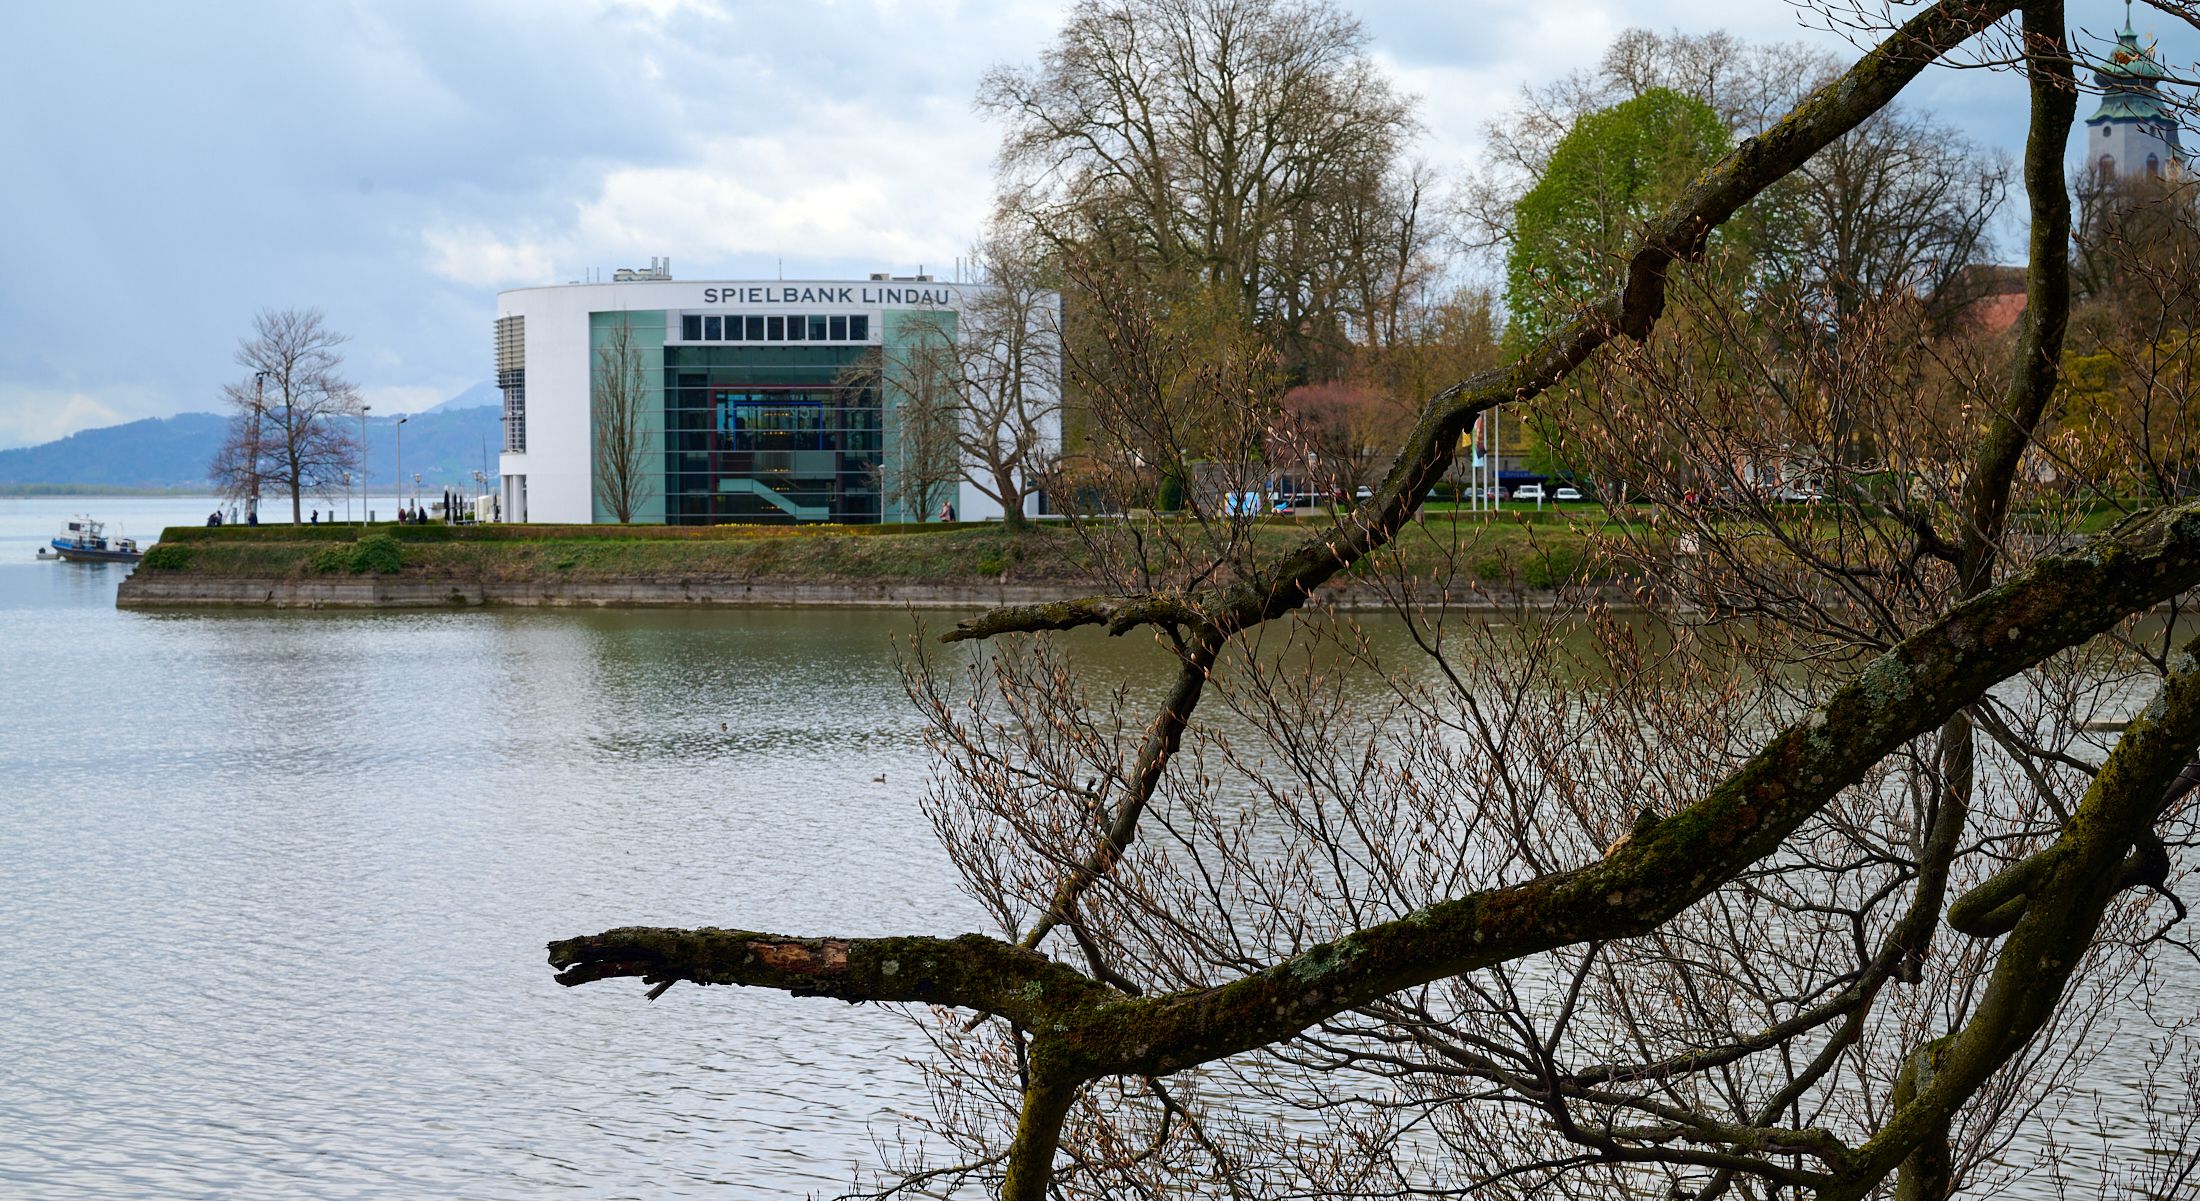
[50,516,145,563]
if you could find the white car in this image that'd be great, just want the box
[1553,485,1583,502]
[1512,483,1546,502]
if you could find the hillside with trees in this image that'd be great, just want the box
[0,398,500,494]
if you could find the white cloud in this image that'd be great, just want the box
[422,226,559,287]
[0,389,126,449]
[359,384,455,416]
[428,93,1002,287]
[573,108,997,270]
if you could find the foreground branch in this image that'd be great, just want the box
[548,927,1119,1023]
[560,498,2200,1075]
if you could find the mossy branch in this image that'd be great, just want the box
[547,927,1120,1022]
[558,498,2200,1083]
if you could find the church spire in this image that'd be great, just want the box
[2084,1,2184,179]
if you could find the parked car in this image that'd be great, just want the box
[1553,485,1583,502]
[1513,483,1547,502]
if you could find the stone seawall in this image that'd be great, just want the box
[115,575,1093,609]
[116,573,1581,612]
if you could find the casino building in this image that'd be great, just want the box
[494,264,1059,524]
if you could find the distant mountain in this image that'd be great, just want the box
[0,413,229,490]
[0,389,505,492]
[423,381,500,414]
[361,405,505,490]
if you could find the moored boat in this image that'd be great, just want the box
[50,516,145,563]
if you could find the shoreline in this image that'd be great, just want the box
[115,573,1582,611]
[116,520,1611,611]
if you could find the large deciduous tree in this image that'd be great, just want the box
[211,308,362,523]
[552,6,2200,1201]
[1504,87,1731,350]
[981,0,1417,377]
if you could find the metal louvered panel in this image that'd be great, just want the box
[495,316,526,452]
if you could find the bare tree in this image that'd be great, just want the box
[948,233,1064,531]
[981,0,1416,376]
[550,7,2200,1201]
[1273,381,1407,503]
[591,317,654,523]
[212,308,361,522]
[875,316,966,521]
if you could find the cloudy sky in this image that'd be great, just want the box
[0,1,2177,447]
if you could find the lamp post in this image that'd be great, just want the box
[251,370,271,523]
[359,404,371,525]
[395,415,409,516]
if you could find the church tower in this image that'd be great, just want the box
[2085,2,2184,180]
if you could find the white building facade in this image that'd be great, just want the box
[495,273,1060,525]
[2084,16,2185,180]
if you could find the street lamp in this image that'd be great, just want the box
[251,370,271,523]
[359,404,371,524]
[395,415,410,516]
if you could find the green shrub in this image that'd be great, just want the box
[350,535,403,574]
[307,546,350,574]
[139,544,194,571]
[1520,547,1583,589]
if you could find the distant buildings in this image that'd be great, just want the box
[494,269,1060,525]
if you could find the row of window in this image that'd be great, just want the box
[2099,152,2167,178]
[678,313,872,344]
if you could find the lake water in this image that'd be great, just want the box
[1,496,1015,1200]
[0,495,2189,1199]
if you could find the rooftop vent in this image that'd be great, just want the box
[612,256,673,282]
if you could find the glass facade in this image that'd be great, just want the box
[660,344,883,524]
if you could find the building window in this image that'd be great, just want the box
[787,313,806,340]
[704,315,722,340]
[767,316,785,340]
[726,314,744,341]
[808,315,829,340]
[829,315,848,340]
[746,316,765,341]
[682,314,702,341]
[495,314,526,453]
[2150,153,2162,178]
[850,314,870,341]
